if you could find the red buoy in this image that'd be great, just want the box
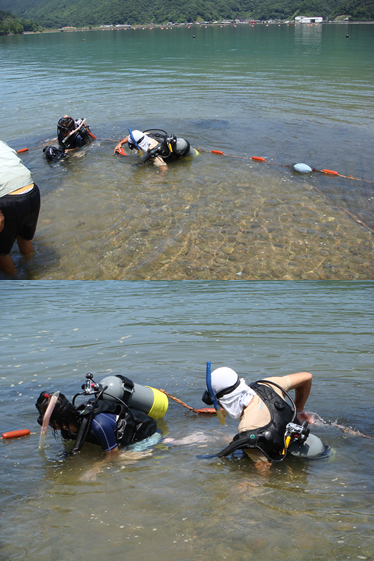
[2,429,30,439]
[252,156,266,162]
[322,169,339,176]
[17,148,29,154]
[211,150,224,155]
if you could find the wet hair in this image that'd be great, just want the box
[57,117,75,134]
[36,391,80,440]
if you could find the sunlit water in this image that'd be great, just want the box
[1,281,373,560]
[0,25,373,279]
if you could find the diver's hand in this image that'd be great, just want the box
[297,410,316,424]
[79,467,100,482]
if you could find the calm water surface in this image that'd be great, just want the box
[0,25,373,279]
[0,281,373,560]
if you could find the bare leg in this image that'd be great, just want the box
[0,254,16,276]
[17,236,33,256]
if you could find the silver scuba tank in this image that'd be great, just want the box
[288,433,328,458]
[100,375,168,419]
[175,137,198,157]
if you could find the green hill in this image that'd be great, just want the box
[0,0,372,28]
[0,9,41,34]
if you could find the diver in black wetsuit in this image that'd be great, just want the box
[43,115,96,162]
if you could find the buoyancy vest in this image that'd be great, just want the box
[217,381,295,461]
[69,398,157,455]
[142,131,191,164]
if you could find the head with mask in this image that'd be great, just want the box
[203,367,256,420]
[36,391,80,440]
[127,129,151,152]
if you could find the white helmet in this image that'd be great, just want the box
[211,367,239,396]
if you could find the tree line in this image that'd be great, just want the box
[0,10,42,34]
[0,0,372,31]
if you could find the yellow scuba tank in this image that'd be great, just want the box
[100,375,168,419]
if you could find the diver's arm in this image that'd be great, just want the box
[114,136,129,153]
[79,446,151,482]
[287,372,315,423]
[79,446,119,481]
[152,155,167,169]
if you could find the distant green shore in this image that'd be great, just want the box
[22,19,373,35]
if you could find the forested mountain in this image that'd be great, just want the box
[0,0,372,29]
[0,9,41,34]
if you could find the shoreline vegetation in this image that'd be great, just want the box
[21,19,374,36]
[2,0,373,35]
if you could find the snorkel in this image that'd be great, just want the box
[38,391,60,449]
[128,129,143,156]
[206,362,226,426]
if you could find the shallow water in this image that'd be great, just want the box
[1,281,373,560]
[0,25,373,279]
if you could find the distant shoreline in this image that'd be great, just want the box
[21,20,373,34]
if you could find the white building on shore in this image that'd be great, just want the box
[295,16,323,23]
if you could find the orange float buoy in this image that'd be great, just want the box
[322,169,339,176]
[2,429,30,439]
[211,150,224,155]
[252,156,266,162]
[17,148,29,154]
[115,147,127,156]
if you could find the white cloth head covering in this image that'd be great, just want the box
[128,130,151,151]
[211,367,255,420]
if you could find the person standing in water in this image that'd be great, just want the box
[0,141,40,276]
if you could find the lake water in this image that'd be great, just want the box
[0,24,373,279]
[0,281,373,561]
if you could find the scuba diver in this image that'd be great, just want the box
[43,115,96,162]
[36,373,168,480]
[202,364,326,472]
[114,129,198,169]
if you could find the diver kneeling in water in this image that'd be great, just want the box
[36,373,166,480]
[43,115,96,162]
[203,366,326,473]
[114,129,198,169]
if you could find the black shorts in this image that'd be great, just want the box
[0,185,41,255]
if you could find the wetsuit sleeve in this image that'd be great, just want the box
[91,413,118,451]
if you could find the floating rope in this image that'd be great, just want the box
[159,389,219,415]
[199,148,374,185]
[331,421,374,440]
[198,147,374,233]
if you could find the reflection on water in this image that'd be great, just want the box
[1,281,373,560]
